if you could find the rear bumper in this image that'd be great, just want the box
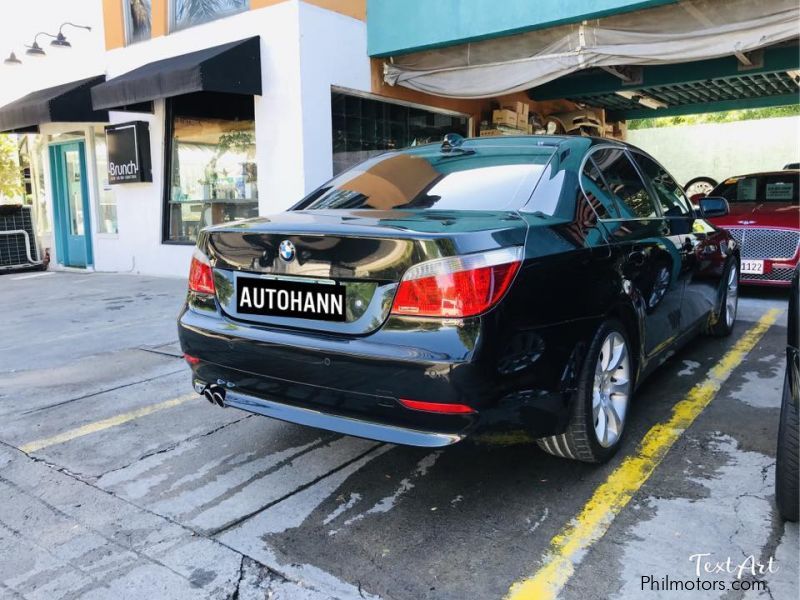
[207,384,463,447]
[740,279,792,288]
[178,304,572,445]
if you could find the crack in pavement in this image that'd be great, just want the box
[19,368,186,415]
[93,414,255,482]
[0,439,283,596]
[175,434,341,525]
[138,347,184,359]
[0,436,384,599]
[207,441,387,537]
[231,555,246,600]
[0,471,200,591]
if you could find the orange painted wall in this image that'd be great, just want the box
[102,0,125,50]
[105,1,365,50]
[251,0,365,20]
[103,0,166,49]
[152,0,168,37]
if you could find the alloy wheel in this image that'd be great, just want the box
[592,331,631,448]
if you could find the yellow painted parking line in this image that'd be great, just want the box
[506,308,782,600]
[20,393,197,453]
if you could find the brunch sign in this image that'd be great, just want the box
[105,121,152,184]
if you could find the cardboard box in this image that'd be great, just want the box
[480,128,504,137]
[517,113,528,129]
[505,101,529,122]
[492,109,518,128]
[503,101,526,115]
[518,102,530,123]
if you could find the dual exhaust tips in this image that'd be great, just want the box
[202,384,227,408]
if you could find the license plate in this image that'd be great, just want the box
[236,277,346,322]
[741,260,764,275]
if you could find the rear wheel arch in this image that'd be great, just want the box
[560,300,642,397]
[720,252,741,307]
[606,301,642,386]
[705,253,740,336]
[538,316,634,462]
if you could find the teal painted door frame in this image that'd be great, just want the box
[50,141,93,268]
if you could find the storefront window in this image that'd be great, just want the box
[17,135,50,235]
[165,92,257,243]
[125,0,152,44]
[171,0,248,31]
[331,91,469,175]
[93,127,119,234]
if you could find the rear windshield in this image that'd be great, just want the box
[295,144,553,211]
[712,173,799,204]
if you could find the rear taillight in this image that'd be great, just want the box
[188,248,215,295]
[391,247,522,318]
[399,398,476,414]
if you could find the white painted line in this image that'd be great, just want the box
[11,271,54,280]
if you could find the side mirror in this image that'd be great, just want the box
[698,196,729,218]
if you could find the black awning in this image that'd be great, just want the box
[0,75,108,133]
[91,37,262,110]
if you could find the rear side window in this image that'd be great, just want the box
[580,158,617,219]
[295,145,553,212]
[632,153,692,217]
[588,148,658,219]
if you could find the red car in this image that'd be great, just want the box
[703,170,799,287]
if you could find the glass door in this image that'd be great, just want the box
[50,141,92,267]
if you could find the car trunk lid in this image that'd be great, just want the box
[203,209,527,335]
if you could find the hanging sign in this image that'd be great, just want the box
[105,121,152,184]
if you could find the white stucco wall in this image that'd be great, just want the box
[297,1,371,191]
[627,116,800,187]
[89,0,371,276]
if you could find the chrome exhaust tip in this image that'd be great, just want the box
[198,382,226,407]
[211,389,226,408]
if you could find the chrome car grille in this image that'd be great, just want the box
[741,269,796,282]
[725,228,800,260]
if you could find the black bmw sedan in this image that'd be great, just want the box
[178,135,739,463]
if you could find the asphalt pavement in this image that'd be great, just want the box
[0,270,796,599]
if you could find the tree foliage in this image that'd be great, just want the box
[628,105,800,130]
[0,134,23,201]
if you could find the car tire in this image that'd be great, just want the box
[537,319,633,463]
[684,176,718,198]
[776,370,799,522]
[705,261,738,337]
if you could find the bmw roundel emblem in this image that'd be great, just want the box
[278,240,296,262]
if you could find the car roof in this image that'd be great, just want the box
[720,170,800,179]
[405,134,632,157]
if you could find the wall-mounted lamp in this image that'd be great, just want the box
[50,22,92,49]
[25,33,55,57]
[6,22,92,65]
[3,52,22,65]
